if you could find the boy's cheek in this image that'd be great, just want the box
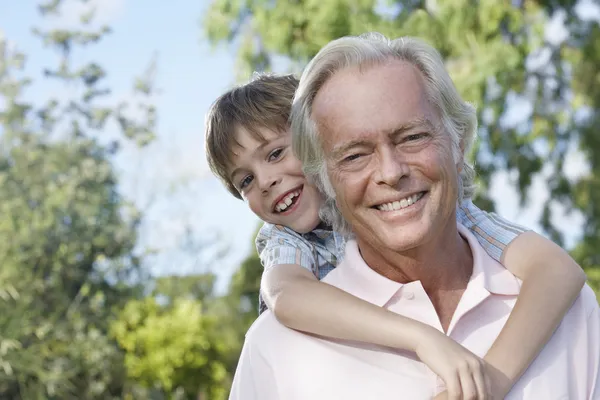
[246,197,271,222]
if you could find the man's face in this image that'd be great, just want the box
[312,60,461,252]
[228,126,323,234]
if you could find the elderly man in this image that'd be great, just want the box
[229,34,600,400]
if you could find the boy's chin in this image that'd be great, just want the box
[284,216,322,234]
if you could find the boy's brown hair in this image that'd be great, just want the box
[205,73,299,199]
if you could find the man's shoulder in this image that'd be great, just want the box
[245,310,294,343]
[577,284,599,318]
[242,310,310,359]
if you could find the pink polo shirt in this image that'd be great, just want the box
[229,225,600,400]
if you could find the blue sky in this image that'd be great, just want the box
[1,0,596,292]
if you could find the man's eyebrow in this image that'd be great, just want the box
[330,117,434,160]
[330,138,372,161]
[389,117,435,136]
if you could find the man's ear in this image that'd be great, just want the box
[456,158,464,174]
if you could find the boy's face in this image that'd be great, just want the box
[228,126,323,233]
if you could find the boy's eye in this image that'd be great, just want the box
[239,175,254,190]
[268,148,283,162]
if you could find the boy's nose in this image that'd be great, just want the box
[260,176,281,194]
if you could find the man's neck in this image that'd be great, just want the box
[356,216,473,331]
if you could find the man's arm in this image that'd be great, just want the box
[229,335,279,400]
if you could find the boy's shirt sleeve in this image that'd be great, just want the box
[255,223,318,315]
[255,223,318,273]
[457,199,531,263]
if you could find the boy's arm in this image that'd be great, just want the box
[483,231,587,396]
[257,226,433,350]
[262,263,493,399]
[458,201,586,396]
[262,264,422,349]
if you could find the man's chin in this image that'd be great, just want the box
[380,224,433,251]
[384,238,426,253]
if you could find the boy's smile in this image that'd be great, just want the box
[228,126,323,233]
[272,184,303,214]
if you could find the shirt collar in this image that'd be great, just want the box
[459,224,521,296]
[323,223,521,306]
[323,238,403,307]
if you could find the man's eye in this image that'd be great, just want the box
[405,133,428,142]
[268,148,283,161]
[239,175,253,189]
[343,153,362,162]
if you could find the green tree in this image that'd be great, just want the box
[203,0,600,290]
[0,0,157,398]
[111,291,228,400]
[202,227,262,394]
[110,225,240,398]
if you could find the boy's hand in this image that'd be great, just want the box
[415,327,491,400]
[433,363,512,400]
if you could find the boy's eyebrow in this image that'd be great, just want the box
[228,140,271,182]
[330,117,433,161]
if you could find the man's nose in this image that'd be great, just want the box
[374,147,409,187]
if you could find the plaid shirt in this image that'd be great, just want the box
[256,199,528,314]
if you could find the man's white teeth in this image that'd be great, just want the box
[377,193,424,211]
[275,190,300,212]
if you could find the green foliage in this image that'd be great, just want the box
[0,133,135,399]
[228,238,263,317]
[111,295,228,400]
[0,2,251,396]
[0,0,155,397]
[202,0,600,291]
[209,226,262,385]
[153,273,218,303]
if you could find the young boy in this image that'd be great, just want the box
[205,73,586,399]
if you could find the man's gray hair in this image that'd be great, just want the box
[290,32,477,234]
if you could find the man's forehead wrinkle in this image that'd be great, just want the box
[353,115,433,138]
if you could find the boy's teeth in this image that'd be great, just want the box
[275,190,300,212]
[377,193,423,211]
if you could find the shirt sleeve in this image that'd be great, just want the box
[255,224,318,315]
[255,223,317,273]
[457,200,530,263]
[229,335,280,400]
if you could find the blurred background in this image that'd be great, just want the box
[0,0,598,399]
